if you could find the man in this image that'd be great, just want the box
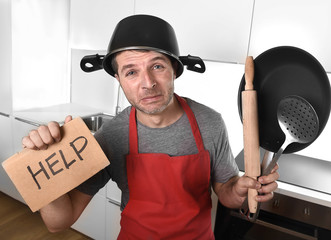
[22,15,279,239]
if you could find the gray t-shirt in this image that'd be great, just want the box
[76,97,239,210]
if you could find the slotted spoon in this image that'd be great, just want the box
[263,95,319,175]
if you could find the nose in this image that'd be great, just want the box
[141,70,156,89]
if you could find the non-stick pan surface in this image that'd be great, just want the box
[238,46,331,153]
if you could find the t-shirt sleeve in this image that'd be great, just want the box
[210,115,239,183]
[75,130,111,196]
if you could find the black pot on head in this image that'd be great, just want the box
[102,14,184,78]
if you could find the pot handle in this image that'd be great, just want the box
[179,55,206,73]
[80,54,206,73]
[80,54,105,72]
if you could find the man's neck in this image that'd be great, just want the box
[136,96,184,128]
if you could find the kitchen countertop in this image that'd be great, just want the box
[236,149,331,208]
[13,103,108,125]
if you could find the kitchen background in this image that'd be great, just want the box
[0,0,330,239]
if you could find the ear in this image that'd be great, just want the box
[172,61,178,79]
[115,74,120,82]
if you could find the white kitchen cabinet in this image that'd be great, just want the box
[12,119,39,154]
[0,115,15,197]
[8,118,39,203]
[106,179,122,239]
[106,179,121,203]
[106,199,122,240]
[135,0,254,64]
[11,0,70,111]
[72,190,107,240]
[0,0,12,114]
[70,0,135,50]
[249,0,331,72]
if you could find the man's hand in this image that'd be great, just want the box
[236,164,279,202]
[22,115,72,150]
[214,164,279,209]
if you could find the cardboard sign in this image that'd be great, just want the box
[2,117,110,212]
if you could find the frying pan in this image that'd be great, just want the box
[238,46,331,153]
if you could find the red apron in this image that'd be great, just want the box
[118,95,214,240]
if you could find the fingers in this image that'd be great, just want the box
[64,115,72,124]
[235,176,261,197]
[258,164,280,185]
[22,135,38,150]
[258,181,278,195]
[239,164,280,203]
[21,115,72,150]
[48,121,61,143]
[25,125,57,150]
[256,164,279,202]
[256,192,274,202]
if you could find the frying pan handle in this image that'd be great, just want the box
[179,55,206,73]
[80,54,105,72]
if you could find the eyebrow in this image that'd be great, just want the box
[119,55,169,75]
[120,64,135,75]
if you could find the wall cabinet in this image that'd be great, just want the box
[0,0,12,114]
[249,0,331,72]
[70,0,135,50]
[70,0,254,64]
[135,0,254,64]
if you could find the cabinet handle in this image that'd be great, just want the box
[14,117,40,126]
[108,198,121,207]
[0,112,10,117]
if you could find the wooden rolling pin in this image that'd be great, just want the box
[242,56,261,213]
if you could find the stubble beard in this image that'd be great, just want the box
[134,86,174,115]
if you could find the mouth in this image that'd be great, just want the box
[140,94,162,103]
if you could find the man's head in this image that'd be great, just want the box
[102,15,184,78]
[114,49,176,115]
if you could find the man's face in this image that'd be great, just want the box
[115,50,176,115]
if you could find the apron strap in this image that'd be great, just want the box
[174,94,205,153]
[129,106,139,154]
[128,94,205,154]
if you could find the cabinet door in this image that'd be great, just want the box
[1,117,31,203]
[70,0,135,50]
[72,191,106,240]
[0,0,12,113]
[106,200,121,240]
[0,115,15,197]
[106,180,121,204]
[249,0,331,72]
[135,0,254,64]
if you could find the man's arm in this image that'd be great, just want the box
[22,115,92,232]
[213,165,279,209]
[40,189,92,232]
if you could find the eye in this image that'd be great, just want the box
[153,64,164,70]
[125,70,136,77]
